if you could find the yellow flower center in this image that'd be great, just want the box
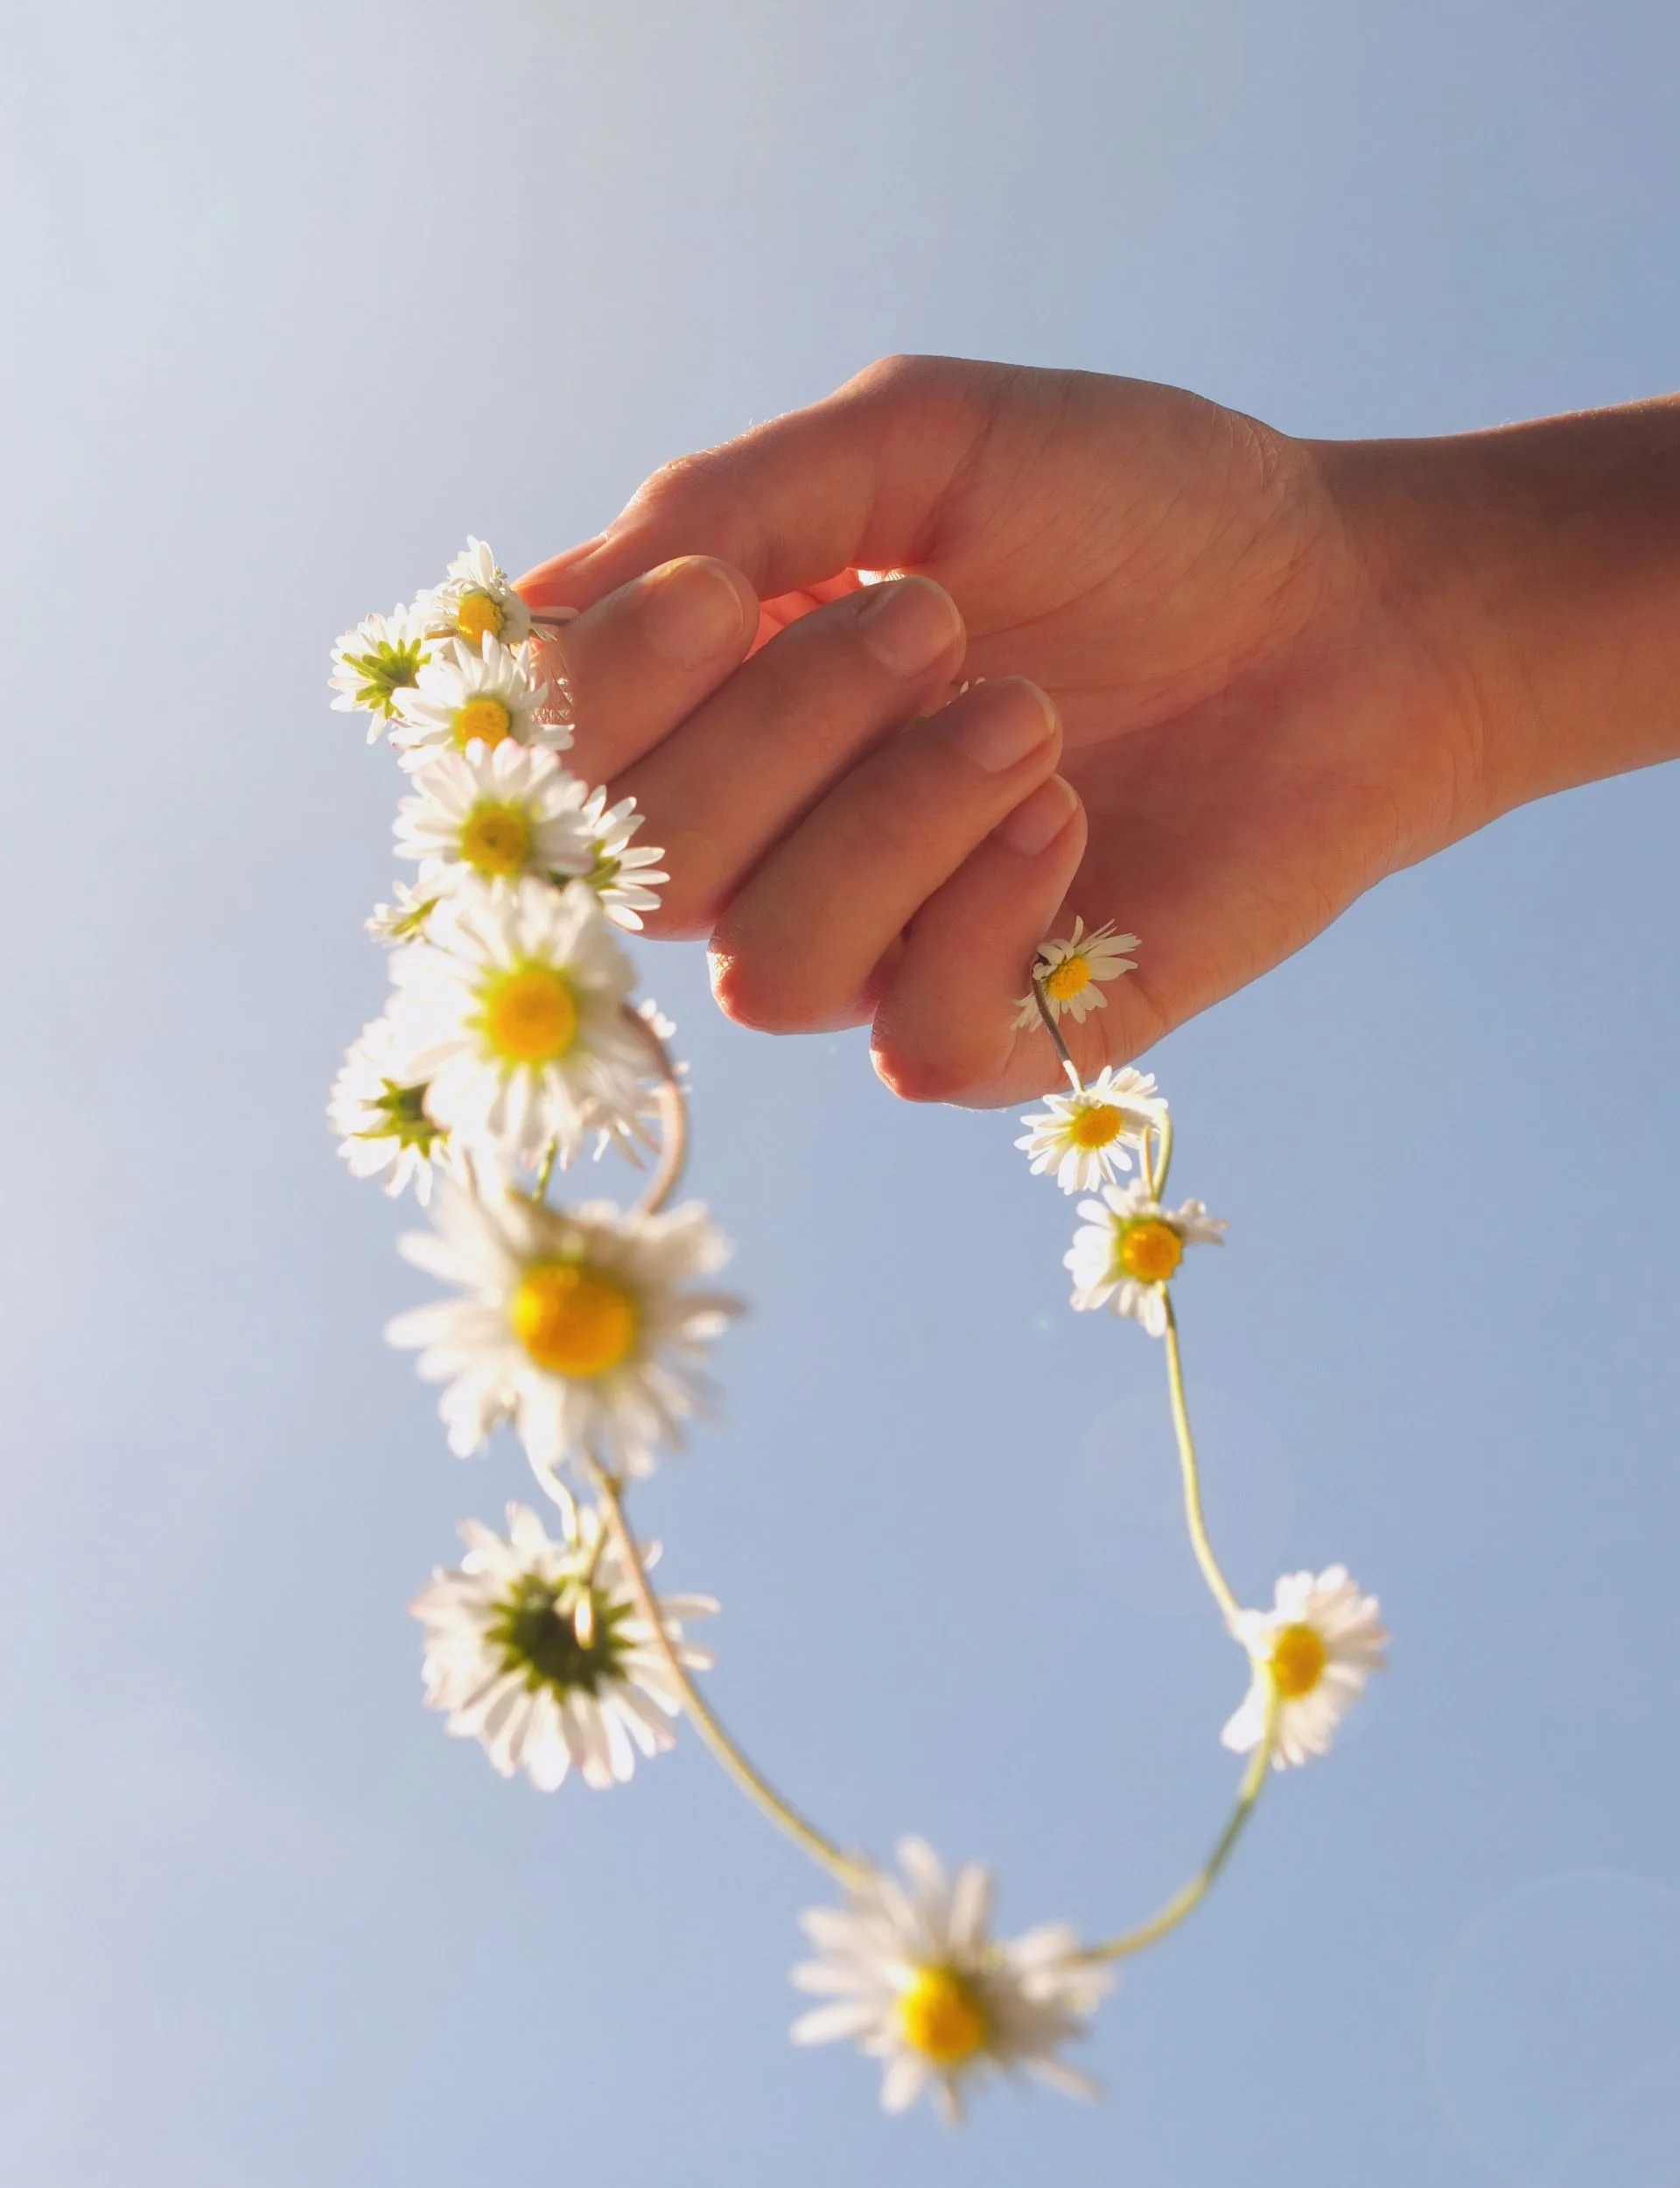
[454,589,505,646]
[1069,1101,1124,1150]
[453,695,513,750]
[510,1261,639,1378]
[1117,1217,1183,1283]
[1270,1622,1329,1700]
[480,965,578,1063]
[898,1967,989,2066]
[1045,954,1092,1002]
[459,800,534,878]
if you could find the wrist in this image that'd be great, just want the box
[1312,400,1680,828]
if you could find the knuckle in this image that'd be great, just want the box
[707,944,822,1035]
[870,1038,980,1106]
[630,448,726,517]
[845,352,935,403]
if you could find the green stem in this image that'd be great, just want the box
[1152,1110,1175,1203]
[534,1137,560,1201]
[623,1006,688,1216]
[1163,1300,1243,1633]
[1032,980,1084,1093]
[1084,1681,1278,1963]
[586,1462,866,1888]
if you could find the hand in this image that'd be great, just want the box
[518,356,1663,1105]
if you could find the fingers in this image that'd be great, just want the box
[517,355,986,614]
[531,555,760,785]
[867,778,1090,1107]
[708,678,1065,1034]
[619,576,969,936]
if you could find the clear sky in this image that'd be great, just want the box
[3,2,1678,2183]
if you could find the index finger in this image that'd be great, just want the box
[516,356,986,616]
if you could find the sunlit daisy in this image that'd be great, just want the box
[329,603,432,737]
[417,536,534,651]
[327,1015,455,1203]
[1013,917,1140,1028]
[412,1493,715,1791]
[391,635,562,772]
[1015,1066,1166,1194]
[394,741,595,893]
[555,782,669,931]
[1064,1177,1226,1336]
[1222,1566,1389,1771]
[366,879,440,945]
[388,877,648,1167]
[386,1176,739,1480]
[792,1837,1112,2125]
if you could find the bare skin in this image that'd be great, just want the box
[519,356,1680,1105]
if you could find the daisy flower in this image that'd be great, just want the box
[1015,1066,1166,1194]
[417,536,534,651]
[1064,1177,1226,1336]
[1013,918,1140,1028]
[366,880,440,945]
[327,1015,455,1203]
[1222,1566,1389,1771]
[386,1175,740,1480]
[792,1838,1112,2125]
[388,876,648,1168]
[394,741,597,893]
[556,781,669,931]
[329,603,432,737]
[390,635,563,772]
[412,1493,716,1791]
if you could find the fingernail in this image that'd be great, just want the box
[641,557,753,665]
[997,775,1080,856]
[857,576,964,677]
[944,677,1058,773]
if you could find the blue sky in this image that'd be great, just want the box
[2,2,1677,2182]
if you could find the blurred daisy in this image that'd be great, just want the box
[1064,1177,1226,1336]
[558,782,669,931]
[792,1838,1112,2125]
[329,603,431,736]
[388,876,647,1168]
[395,741,594,892]
[1015,1066,1166,1194]
[1013,918,1139,1028]
[327,1015,454,1203]
[413,1494,715,1791]
[418,536,533,651]
[391,635,561,771]
[366,880,439,945]
[387,1176,739,1480]
[1222,1566,1389,1771]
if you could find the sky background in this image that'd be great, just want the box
[3,1,1678,2183]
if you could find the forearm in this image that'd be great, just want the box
[1315,397,1680,826]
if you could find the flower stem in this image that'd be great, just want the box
[535,1137,560,1201]
[1152,1109,1175,1202]
[586,1461,867,1888]
[1084,1681,1279,1963]
[1032,980,1084,1093]
[1163,1299,1242,1633]
[623,1006,689,1216]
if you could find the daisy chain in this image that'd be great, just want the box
[386,1175,740,1481]
[413,1493,716,1790]
[1223,1566,1389,1770]
[1016,1065,1166,1194]
[1013,917,1139,1028]
[793,1837,1111,2124]
[1065,1178,1227,1336]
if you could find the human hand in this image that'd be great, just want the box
[518,357,1674,1105]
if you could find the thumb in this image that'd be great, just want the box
[517,354,987,614]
